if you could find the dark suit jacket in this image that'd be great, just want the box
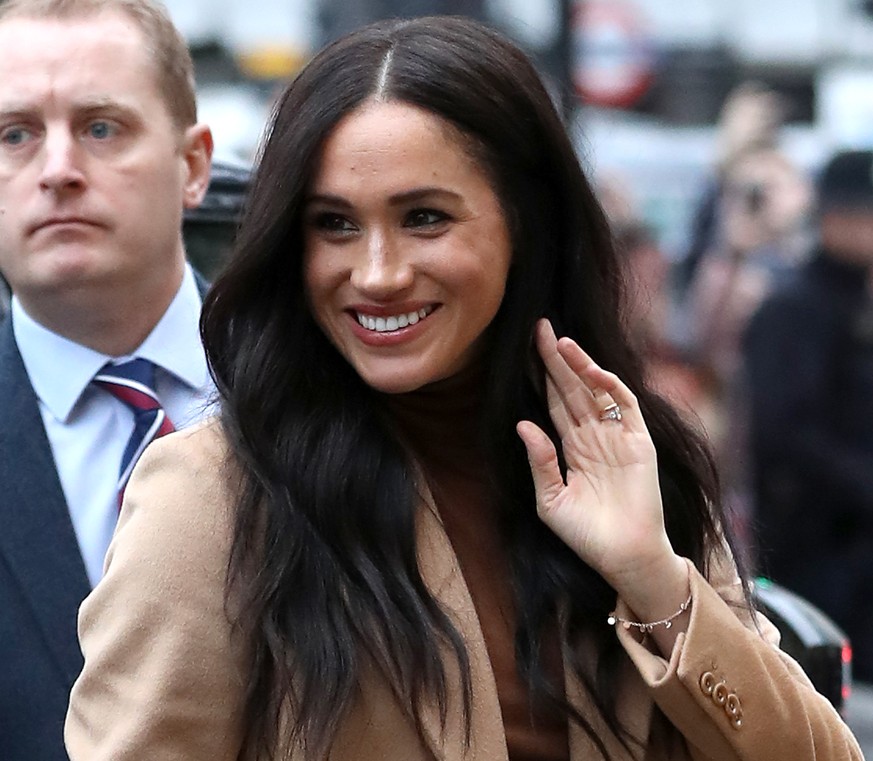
[0,273,208,760]
[0,317,90,761]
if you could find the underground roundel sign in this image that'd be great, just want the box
[573,0,655,108]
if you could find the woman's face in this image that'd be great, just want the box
[303,100,512,394]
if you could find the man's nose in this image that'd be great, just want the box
[350,232,414,297]
[39,130,86,193]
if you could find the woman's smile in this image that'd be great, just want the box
[352,304,436,333]
[347,303,439,348]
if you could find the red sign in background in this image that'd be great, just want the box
[573,0,655,108]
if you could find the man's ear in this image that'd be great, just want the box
[181,123,214,209]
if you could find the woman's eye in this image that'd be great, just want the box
[405,209,449,228]
[313,213,357,233]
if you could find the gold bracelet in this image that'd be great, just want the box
[607,592,692,633]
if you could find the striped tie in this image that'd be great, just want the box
[93,359,175,501]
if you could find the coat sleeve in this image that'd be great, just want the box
[64,423,249,761]
[614,555,863,760]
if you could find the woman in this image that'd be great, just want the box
[65,16,861,761]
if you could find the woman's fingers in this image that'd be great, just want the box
[524,322,668,585]
[536,320,600,423]
[545,375,573,440]
[555,337,644,429]
[516,421,564,507]
[536,319,639,427]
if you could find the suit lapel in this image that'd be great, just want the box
[415,499,509,761]
[0,319,90,684]
[193,268,210,300]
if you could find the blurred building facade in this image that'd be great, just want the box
[164,0,873,130]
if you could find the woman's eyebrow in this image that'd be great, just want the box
[305,193,353,208]
[306,187,462,207]
[387,187,462,205]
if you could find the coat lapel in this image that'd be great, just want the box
[564,640,654,760]
[414,500,509,761]
[0,319,90,684]
[400,474,660,761]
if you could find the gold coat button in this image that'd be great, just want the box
[699,671,716,695]
[725,691,743,729]
[726,693,742,716]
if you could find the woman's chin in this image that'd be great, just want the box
[351,362,452,395]
[358,373,429,395]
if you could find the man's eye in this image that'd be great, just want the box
[0,127,32,146]
[87,121,116,139]
[405,209,449,228]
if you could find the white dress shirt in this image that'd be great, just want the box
[13,264,215,586]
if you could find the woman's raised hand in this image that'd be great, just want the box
[517,320,686,607]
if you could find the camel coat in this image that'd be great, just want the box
[65,422,862,760]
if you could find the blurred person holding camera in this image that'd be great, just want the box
[690,147,812,390]
[685,145,812,561]
[681,82,811,413]
[678,81,790,295]
[744,149,873,683]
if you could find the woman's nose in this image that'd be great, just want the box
[350,232,414,297]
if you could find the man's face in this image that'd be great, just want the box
[0,11,211,321]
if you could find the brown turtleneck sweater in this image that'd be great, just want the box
[386,366,569,761]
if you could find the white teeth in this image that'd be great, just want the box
[356,307,433,333]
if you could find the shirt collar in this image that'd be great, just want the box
[131,264,209,392]
[13,264,208,423]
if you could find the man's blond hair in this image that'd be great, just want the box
[0,0,197,130]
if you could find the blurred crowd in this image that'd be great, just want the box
[602,81,873,683]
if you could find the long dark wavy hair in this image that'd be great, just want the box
[201,15,745,761]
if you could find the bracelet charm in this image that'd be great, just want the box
[607,592,692,633]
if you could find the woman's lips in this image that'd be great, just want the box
[347,304,438,345]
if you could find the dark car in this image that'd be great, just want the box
[753,577,852,714]
[182,158,251,279]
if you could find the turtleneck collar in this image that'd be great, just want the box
[382,357,489,476]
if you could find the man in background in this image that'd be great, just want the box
[0,1,214,758]
[744,149,873,683]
